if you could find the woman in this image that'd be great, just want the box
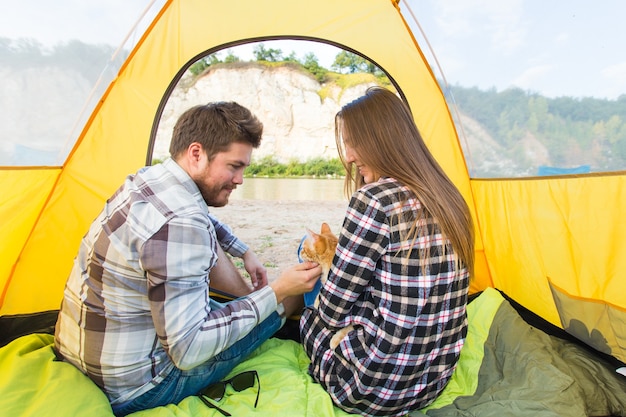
[300,87,474,416]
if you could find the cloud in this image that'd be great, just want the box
[1,1,155,47]
[511,64,553,90]
[602,61,626,79]
[484,3,526,52]
[432,0,526,55]
[555,32,570,44]
[434,2,477,37]
[601,62,626,97]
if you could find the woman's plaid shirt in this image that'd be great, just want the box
[300,177,469,416]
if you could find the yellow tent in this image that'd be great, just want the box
[1,0,625,367]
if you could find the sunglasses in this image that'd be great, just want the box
[197,370,260,416]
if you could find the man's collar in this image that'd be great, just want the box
[162,158,209,211]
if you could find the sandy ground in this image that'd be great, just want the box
[211,199,347,281]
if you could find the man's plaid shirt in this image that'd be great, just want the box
[54,158,278,405]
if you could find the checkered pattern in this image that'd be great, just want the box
[300,178,469,416]
[54,158,278,405]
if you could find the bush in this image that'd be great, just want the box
[246,156,345,177]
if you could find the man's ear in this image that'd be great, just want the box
[177,142,205,174]
[187,142,204,164]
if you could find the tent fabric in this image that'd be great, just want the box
[0,333,114,417]
[425,291,626,417]
[0,167,60,309]
[550,279,626,364]
[0,288,502,417]
[471,173,626,328]
[0,0,625,372]
[0,0,487,317]
[3,288,625,417]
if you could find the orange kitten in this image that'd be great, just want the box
[299,222,338,284]
[300,223,353,349]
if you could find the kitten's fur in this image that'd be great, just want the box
[300,223,353,349]
[300,222,338,286]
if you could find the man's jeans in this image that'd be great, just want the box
[112,309,282,416]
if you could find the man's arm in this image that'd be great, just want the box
[209,212,248,256]
[209,212,268,289]
[141,215,277,370]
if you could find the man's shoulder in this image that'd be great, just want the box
[135,162,200,208]
[117,163,207,232]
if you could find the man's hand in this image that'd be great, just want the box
[241,250,268,289]
[270,262,322,304]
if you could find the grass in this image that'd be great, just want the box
[245,156,345,178]
[152,156,346,178]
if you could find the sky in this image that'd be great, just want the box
[412,0,626,100]
[2,0,626,100]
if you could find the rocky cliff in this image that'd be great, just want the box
[3,60,543,176]
[153,63,377,162]
[153,62,543,176]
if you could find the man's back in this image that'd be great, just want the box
[54,159,210,404]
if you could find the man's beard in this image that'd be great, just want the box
[199,183,233,207]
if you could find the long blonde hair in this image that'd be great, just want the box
[335,87,474,277]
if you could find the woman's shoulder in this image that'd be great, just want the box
[349,178,420,220]
[357,177,411,202]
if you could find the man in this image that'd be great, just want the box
[54,102,321,416]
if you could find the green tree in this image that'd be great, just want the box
[302,52,328,82]
[527,96,549,133]
[284,51,299,63]
[332,51,366,73]
[223,50,240,63]
[189,53,220,76]
[331,51,383,76]
[612,123,626,166]
[49,40,118,82]
[0,37,44,68]
[253,43,283,62]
